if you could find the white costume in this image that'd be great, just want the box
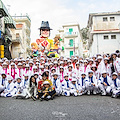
[98,74,114,95]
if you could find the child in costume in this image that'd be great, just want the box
[38,81,55,101]
[111,72,120,98]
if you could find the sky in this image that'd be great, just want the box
[3,0,120,42]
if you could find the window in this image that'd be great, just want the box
[70,51,73,57]
[111,35,116,39]
[69,39,73,47]
[110,17,115,21]
[104,35,109,39]
[103,17,108,22]
[69,28,73,33]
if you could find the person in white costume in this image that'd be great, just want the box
[111,72,120,98]
[98,71,114,95]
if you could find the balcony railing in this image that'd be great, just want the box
[64,44,79,49]
[12,34,22,43]
[64,32,78,38]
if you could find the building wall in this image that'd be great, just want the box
[92,15,120,31]
[59,24,83,57]
[89,33,120,56]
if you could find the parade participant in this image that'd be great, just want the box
[2,62,9,75]
[74,62,83,83]
[85,71,98,95]
[27,76,37,101]
[83,60,88,74]
[51,72,62,96]
[34,72,40,83]
[1,76,15,97]
[0,73,7,94]
[13,77,26,99]
[38,81,55,101]
[69,78,82,96]
[111,53,120,79]
[35,62,40,72]
[50,68,56,80]
[31,66,38,75]
[53,61,59,72]
[62,74,71,96]
[111,72,120,98]
[98,71,114,96]
[78,72,87,95]
[29,61,34,71]
[96,56,103,79]
[17,63,24,79]
[22,62,26,72]
[38,72,53,91]
[91,64,98,79]
[23,64,31,78]
[102,57,112,77]
[67,65,75,81]
[8,62,18,81]
[59,66,65,83]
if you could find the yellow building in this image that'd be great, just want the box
[10,15,31,58]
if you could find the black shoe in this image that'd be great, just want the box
[39,98,43,101]
[31,96,36,101]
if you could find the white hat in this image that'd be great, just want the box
[67,60,71,63]
[60,61,64,64]
[51,68,56,71]
[64,58,67,61]
[64,73,69,77]
[40,58,44,60]
[89,59,93,62]
[43,81,50,85]
[79,60,83,62]
[36,59,39,62]
[84,60,88,63]
[101,71,107,74]
[81,72,86,76]
[91,64,96,68]
[18,63,22,66]
[26,58,29,61]
[11,62,15,66]
[16,77,21,80]
[36,62,39,65]
[7,75,13,81]
[112,72,118,76]
[33,66,37,69]
[97,56,103,60]
[42,61,45,64]
[24,73,29,77]
[14,58,18,61]
[88,70,93,73]
[40,65,44,69]
[54,61,58,64]
[53,72,58,76]
[45,63,49,66]
[26,64,29,67]
[34,72,39,75]
[60,66,64,69]
[76,62,80,65]
[71,78,76,82]
[2,62,7,66]
[0,59,3,62]
[33,57,37,60]
[104,57,109,60]
[29,61,33,64]
[68,65,73,68]
[74,57,77,60]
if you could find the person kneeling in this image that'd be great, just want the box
[38,81,55,101]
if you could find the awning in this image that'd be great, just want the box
[0,0,9,17]
[4,13,16,29]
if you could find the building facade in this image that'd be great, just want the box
[58,23,83,57]
[0,0,16,59]
[87,11,120,57]
[10,15,31,58]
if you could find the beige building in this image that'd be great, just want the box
[58,23,83,57]
[10,15,31,58]
[87,11,120,56]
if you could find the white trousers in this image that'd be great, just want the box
[98,83,112,94]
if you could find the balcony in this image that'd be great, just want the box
[12,33,21,44]
[64,44,79,49]
[64,32,78,38]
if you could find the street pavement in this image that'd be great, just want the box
[0,95,120,120]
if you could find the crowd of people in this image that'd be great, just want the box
[0,51,120,101]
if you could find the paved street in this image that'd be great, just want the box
[0,95,120,120]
